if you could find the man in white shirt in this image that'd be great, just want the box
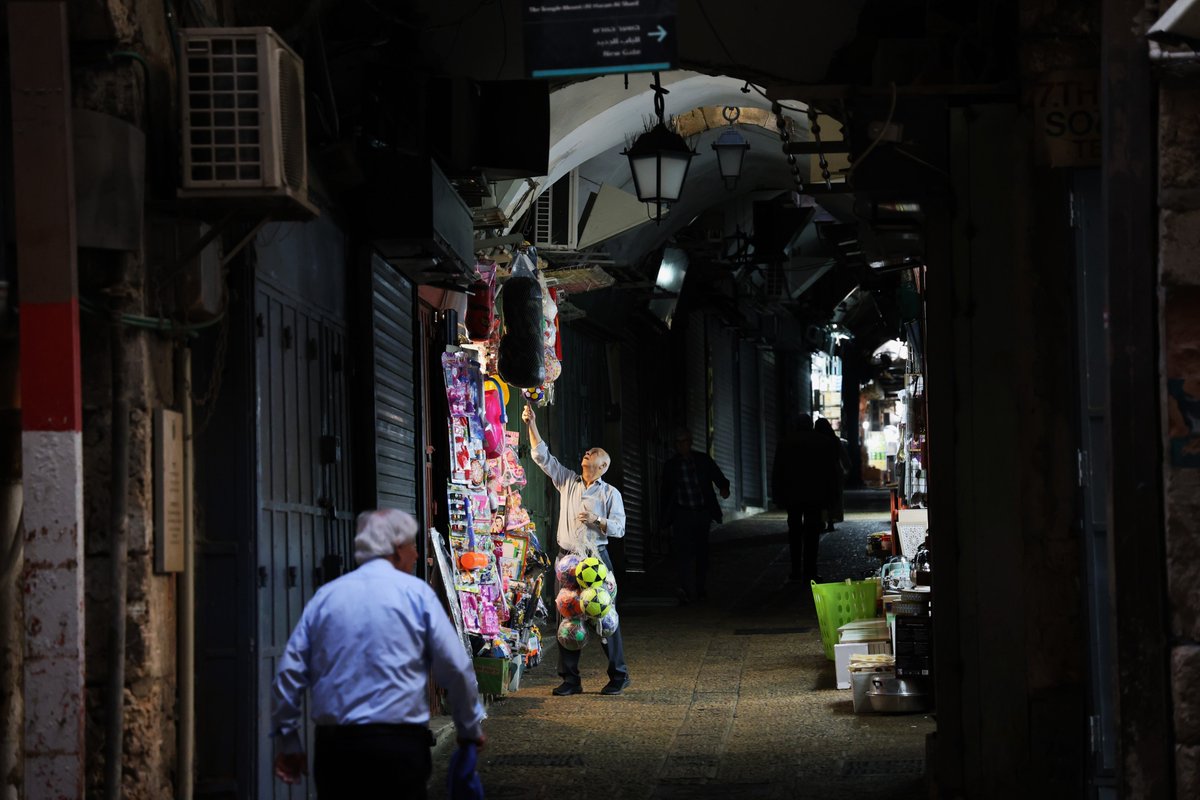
[522,404,631,697]
[271,508,486,798]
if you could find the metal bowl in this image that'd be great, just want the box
[866,676,930,713]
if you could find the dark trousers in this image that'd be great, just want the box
[671,506,712,599]
[558,546,628,687]
[786,503,824,579]
[314,724,433,800]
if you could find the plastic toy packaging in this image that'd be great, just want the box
[555,552,583,589]
[556,617,589,651]
[592,606,619,639]
[556,587,584,619]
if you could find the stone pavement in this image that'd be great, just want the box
[431,494,933,799]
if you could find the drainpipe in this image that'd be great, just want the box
[104,307,132,800]
[177,345,195,800]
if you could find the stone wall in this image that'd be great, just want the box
[1159,69,1200,800]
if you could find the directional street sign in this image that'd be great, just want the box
[523,1,678,79]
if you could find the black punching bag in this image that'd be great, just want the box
[498,275,546,388]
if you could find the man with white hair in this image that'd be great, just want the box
[271,508,486,798]
[522,404,630,697]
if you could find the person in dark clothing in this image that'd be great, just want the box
[659,429,731,603]
[814,417,853,531]
[772,416,842,582]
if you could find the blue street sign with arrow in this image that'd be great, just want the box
[523,1,678,79]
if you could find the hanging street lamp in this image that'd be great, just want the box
[623,72,696,223]
[711,106,751,190]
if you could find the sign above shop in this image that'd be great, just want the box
[1028,70,1100,168]
[523,1,677,79]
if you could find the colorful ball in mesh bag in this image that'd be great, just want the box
[556,587,584,618]
[556,553,582,588]
[600,571,617,600]
[574,556,608,589]
[579,586,612,618]
[593,606,619,638]
[556,617,589,651]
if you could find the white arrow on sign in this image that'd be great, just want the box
[648,24,667,43]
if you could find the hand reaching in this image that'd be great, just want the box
[577,511,600,528]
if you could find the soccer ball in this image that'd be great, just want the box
[600,571,618,600]
[556,553,582,588]
[556,617,589,651]
[574,557,608,588]
[556,588,584,618]
[579,586,612,618]
[593,606,619,637]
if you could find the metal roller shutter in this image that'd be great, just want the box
[686,314,709,450]
[739,340,764,507]
[709,320,738,515]
[371,254,418,513]
[620,342,646,571]
[761,350,779,507]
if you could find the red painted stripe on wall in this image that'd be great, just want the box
[21,299,81,432]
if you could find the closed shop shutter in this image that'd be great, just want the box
[709,320,738,515]
[370,254,418,513]
[620,342,646,571]
[739,340,764,507]
[686,314,709,450]
[761,350,779,506]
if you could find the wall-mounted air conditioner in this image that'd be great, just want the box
[532,170,579,250]
[178,27,316,217]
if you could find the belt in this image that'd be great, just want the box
[316,723,434,747]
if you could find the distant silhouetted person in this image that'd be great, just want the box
[814,418,852,531]
[772,416,841,582]
[659,428,731,603]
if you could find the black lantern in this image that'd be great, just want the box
[712,126,750,190]
[623,73,696,223]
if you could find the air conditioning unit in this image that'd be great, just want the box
[178,27,316,217]
[532,170,579,250]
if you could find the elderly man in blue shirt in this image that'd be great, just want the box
[522,404,631,697]
[271,508,486,798]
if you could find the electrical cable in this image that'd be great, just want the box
[79,295,224,335]
[847,82,897,178]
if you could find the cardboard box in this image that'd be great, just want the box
[473,657,510,696]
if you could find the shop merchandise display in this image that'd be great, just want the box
[554,550,621,650]
[434,252,566,696]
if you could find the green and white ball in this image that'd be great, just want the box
[580,586,612,618]
[574,556,608,589]
[557,617,589,651]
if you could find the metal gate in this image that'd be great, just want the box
[709,320,738,515]
[369,254,419,513]
[738,340,764,507]
[254,280,355,800]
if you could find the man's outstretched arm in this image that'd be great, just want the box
[523,404,575,488]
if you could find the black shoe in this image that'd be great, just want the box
[600,678,631,696]
[552,682,582,696]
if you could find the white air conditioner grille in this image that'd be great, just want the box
[276,49,304,191]
[183,34,264,185]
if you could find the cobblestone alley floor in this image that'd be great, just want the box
[431,493,934,800]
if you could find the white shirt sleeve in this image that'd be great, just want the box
[603,487,627,540]
[531,441,577,490]
[425,588,485,741]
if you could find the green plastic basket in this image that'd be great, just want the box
[811,579,880,661]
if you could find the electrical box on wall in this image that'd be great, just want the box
[177,27,317,218]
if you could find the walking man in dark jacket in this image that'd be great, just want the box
[772,416,842,583]
[659,428,731,603]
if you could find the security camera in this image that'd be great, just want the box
[1148,0,1200,46]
